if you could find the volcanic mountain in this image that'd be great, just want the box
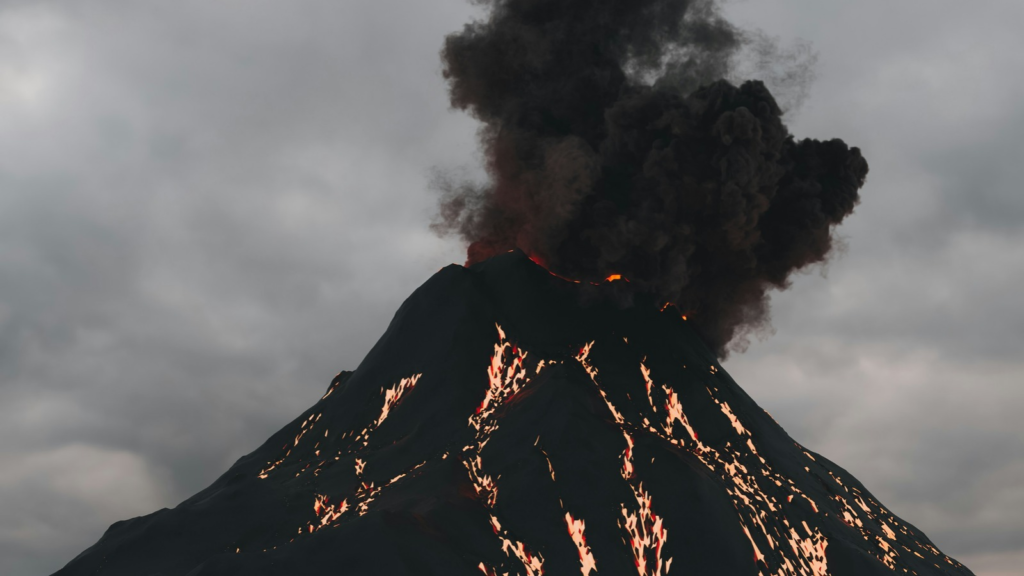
[55,251,973,576]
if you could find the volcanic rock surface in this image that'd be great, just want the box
[55,251,973,576]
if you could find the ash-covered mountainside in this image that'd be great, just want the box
[56,251,972,576]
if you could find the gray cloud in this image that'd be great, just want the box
[926,112,1024,231]
[0,0,1020,574]
[0,1,475,572]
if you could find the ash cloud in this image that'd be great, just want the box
[432,0,869,356]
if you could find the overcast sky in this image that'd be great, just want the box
[0,1,1021,574]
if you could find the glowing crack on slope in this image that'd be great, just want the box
[309,494,349,532]
[578,344,835,575]
[621,479,672,576]
[818,461,968,572]
[264,372,426,536]
[577,346,671,576]
[303,457,430,536]
[321,373,343,400]
[359,373,423,446]
[467,324,546,576]
[585,343,967,575]
[258,372,421,483]
[257,412,322,478]
[566,512,598,576]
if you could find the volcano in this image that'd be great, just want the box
[55,251,973,576]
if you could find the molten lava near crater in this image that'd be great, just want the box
[55,252,973,576]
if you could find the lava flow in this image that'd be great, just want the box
[527,252,628,287]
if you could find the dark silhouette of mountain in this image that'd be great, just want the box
[55,251,973,575]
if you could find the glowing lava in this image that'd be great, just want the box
[527,253,628,286]
[465,324,547,576]
[565,512,598,576]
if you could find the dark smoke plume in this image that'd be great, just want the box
[433,0,869,356]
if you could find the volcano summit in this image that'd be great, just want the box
[56,252,973,576]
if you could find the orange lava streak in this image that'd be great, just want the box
[376,374,422,428]
[588,347,837,575]
[527,253,628,285]
[294,413,320,447]
[463,325,547,575]
[576,343,625,425]
[621,430,636,479]
[259,371,420,484]
[528,254,581,284]
[565,512,598,576]
[257,412,321,479]
[658,302,689,321]
[354,460,430,518]
[540,449,557,482]
[345,373,424,451]
[621,483,671,576]
[301,450,429,534]
[817,460,967,572]
[471,325,530,430]
[464,455,499,507]
[321,377,340,400]
[782,524,829,575]
[492,516,545,576]
[715,397,748,436]
[640,359,656,411]
[309,494,348,532]
[662,384,698,442]
[574,343,672,575]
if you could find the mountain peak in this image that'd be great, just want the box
[56,252,972,575]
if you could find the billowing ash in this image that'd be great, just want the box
[432,0,869,356]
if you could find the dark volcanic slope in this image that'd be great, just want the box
[56,252,972,576]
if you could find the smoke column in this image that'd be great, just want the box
[433,0,869,356]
